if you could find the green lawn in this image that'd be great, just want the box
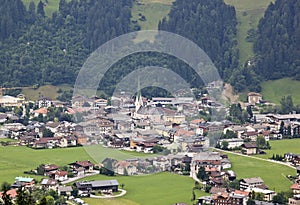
[224,0,273,64]
[22,0,64,17]
[21,84,72,101]
[257,139,300,160]
[76,172,208,205]
[227,153,294,192]
[0,145,157,183]
[261,78,300,105]
[131,0,172,30]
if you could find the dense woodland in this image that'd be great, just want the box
[0,0,298,96]
[253,0,300,81]
[0,0,134,87]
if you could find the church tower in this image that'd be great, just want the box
[135,77,143,113]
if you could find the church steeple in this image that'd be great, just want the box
[135,77,143,112]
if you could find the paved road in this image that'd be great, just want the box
[61,171,99,184]
[214,148,296,169]
[89,189,127,199]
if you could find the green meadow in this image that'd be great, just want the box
[224,0,273,64]
[22,0,64,17]
[261,78,300,105]
[74,172,208,205]
[227,153,294,192]
[0,144,154,183]
[257,138,300,160]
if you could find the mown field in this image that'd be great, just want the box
[0,144,154,183]
[22,0,65,17]
[257,138,300,159]
[224,0,273,64]
[74,172,208,205]
[261,78,300,105]
[21,84,72,101]
[228,153,294,192]
[131,0,173,30]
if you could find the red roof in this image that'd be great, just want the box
[34,107,48,114]
[74,160,94,167]
[291,183,300,190]
[54,171,68,176]
[0,189,18,198]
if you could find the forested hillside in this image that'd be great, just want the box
[158,0,239,81]
[0,0,135,87]
[253,0,300,80]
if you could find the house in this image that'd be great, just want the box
[248,92,262,105]
[291,183,300,194]
[289,194,300,205]
[246,187,276,202]
[52,171,68,182]
[40,178,58,190]
[75,179,119,192]
[241,143,257,155]
[218,138,244,149]
[0,95,24,107]
[33,107,48,117]
[42,164,59,175]
[12,177,35,188]
[240,177,264,190]
[0,189,18,200]
[224,170,236,181]
[69,160,94,172]
[58,186,73,196]
[113,161,137,175]
[38,97,53,108]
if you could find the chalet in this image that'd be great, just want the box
[40,178,58,190]
[75,179,119,192]
[42,164,59,175]
[69,160,94,172]
[0,189,18,200]
[218,138,244,149]
[12,177,35,188]
[38,97,53,108]
[246,187,276,202]
[113,161,137,175]
[50,171,68,182]
[0,95,24,107]
[192,152,222,171]
[241,143,257,155]
[248,92,262,105]
[291,183,300,194]
[240,177,264,190]
[58,186,73,196]
[33,107,48,117]
[289,194,300,205]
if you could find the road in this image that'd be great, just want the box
[61,171,99,184]
[214,148,296,169]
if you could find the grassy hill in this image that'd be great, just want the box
[224,0,274,64]
[261,78,300,105]
[257,138,300,160]
[21,84,72,101]
[131,0,173,30]
[22,0,64,17]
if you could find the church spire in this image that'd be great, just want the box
[135,77,143,112]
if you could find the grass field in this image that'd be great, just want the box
[75,172,208,205]
[21,84,72,101]
[0,144,157,183]
[261,78,300,105]
[224,0,273,64]
[131,0,173,30]
[256,139,300,160]
[22,0,63,17]
[227,153,294,192]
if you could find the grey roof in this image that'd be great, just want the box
[193,152,221,161]
[78,180,119,188]
[241,177,264,184]
[90,180,119,187]
[58,186,73,192]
